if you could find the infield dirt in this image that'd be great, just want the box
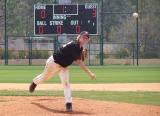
[0,83,160,116]
[0,83,160,91]
[0,96,160,116]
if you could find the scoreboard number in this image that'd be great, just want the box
[34,4,98,35]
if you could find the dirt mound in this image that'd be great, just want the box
[0,96,160,116]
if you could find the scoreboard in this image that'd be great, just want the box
[34,4,98,35]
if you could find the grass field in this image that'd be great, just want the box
[0,90,160,106]
[0,65,160,106]
[0,65,160,83]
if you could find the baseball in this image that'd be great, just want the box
[133,12,139,18]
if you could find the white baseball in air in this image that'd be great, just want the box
[133,12,139,18]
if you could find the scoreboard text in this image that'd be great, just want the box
[34,4,98,35]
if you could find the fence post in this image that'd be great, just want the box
[4,0,8,65]
[100,0,104,65]
[136,0,139,66]
[29,37,32,65]
[53,36,57,52]
[132,43,135,65]
[4,36,8,65]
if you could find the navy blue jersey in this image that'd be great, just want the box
[53,40,83,67]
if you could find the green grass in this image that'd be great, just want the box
[1,66,159,106]
[0,65,160,83]
[0,90,160,106]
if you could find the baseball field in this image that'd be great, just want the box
[0,65,160,116]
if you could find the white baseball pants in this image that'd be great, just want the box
[33,55,72,103]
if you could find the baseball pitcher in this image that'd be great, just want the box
[29,31,96,112]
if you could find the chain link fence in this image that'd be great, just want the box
[0,0,160,65]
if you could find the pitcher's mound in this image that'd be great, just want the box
[0,96,159,116]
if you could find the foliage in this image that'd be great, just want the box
[140,51,160,59]
[115,48,130,58]
[2,50,49,59]
[0,48,4,58]
[107,0,160,58]
[32,50,49,59]
[18,50,28,59]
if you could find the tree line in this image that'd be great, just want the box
[0,0,159,58]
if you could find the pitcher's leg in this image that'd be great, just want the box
[59,68,72,103]
[33,65,55,85]
[29,56,61,92]
[33,56,61,84]
[59,68,72,112]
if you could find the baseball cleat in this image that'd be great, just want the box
[29,82,37,93]
[66,103,72,112]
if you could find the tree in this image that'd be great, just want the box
[102,0,133,42]
[108,0,160,58]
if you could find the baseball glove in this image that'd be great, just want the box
[81,48,88,61]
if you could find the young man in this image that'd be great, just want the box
[29,31,96,112]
